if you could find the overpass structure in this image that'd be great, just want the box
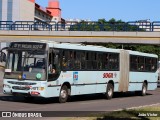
[0,21,160,45]
[0,30,160,45]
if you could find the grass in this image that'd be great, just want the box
[64,106,160,120]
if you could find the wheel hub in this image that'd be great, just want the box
[108,88,112,96]
[61,90,67,98]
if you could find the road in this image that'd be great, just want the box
[0,86,160,119]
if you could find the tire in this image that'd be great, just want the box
[136,83,147,96]
[141,83,147,96]
[105,83,114,100]
[59,85,69,103]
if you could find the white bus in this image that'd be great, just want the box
[158,61,160,86]
[1,41,158,103]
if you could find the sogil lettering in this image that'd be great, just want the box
[103,73,113,78]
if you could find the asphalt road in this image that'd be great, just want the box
[0,87,160,120]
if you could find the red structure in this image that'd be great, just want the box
[28,0,35,3]
[46,0,61,19]
[27,0,62,22]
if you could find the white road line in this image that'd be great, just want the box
[114,103,160,111]
[80,101,100,105]
[18,106,54,111]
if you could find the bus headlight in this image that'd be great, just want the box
[38,87,44,91]
[31,87,44,91]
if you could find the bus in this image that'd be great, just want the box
[1,41,158,103]
[158,61,160,86]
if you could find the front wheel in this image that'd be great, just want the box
[105,83,114,100]
[59,85,69,103]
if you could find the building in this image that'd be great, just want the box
[0,0,64,48]
[136,19,160,31]
[0,0,63,23]
[136,19,151,31]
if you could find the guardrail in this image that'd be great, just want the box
[0,21,160,31]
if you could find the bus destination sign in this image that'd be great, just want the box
[10,42,46,50]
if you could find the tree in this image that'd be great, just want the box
[69,18,159,58]
[69,18,145,31]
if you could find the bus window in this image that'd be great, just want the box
[74,51,81,70]
[97,53,103,70]
[102,53,108,70]
[5,50,47,81]
[81,51,86,69]
[130,55,138,71]
[61,50,69,70]
[108,53,119,71]
[6,51,25,72]
[151,58,157,72]
[86,52,93,70]
[92,52,97,70]
[145,57,151,71]
[68,51,74,69]
[48,49,60,81]
[36,59,45,68]
[138,57,145,71]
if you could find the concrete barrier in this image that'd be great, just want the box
[0,31,160,44]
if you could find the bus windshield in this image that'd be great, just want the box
[4,50,47,81]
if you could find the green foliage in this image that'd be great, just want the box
[69,18,145,31]
[69,18,159,58]
[101,43,160,58]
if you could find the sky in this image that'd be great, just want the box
[36,0,160,22]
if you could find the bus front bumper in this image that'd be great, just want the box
[3,80,46,97]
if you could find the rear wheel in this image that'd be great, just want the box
[59,85,69,103]
[141,83,147,96]
[136,82,147,96]
[105,83,114,100]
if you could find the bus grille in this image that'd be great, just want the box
[12,86,30,90]
[8,81,36,85]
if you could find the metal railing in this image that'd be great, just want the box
[0,21,159,31]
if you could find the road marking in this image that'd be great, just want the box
[18,106,54,111]
[80,101,100,105]
[114,103,160,111]
[126,103,160,110]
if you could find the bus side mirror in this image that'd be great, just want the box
[0,52,6,62]
[0,47,8,62]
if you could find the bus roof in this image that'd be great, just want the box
[47,41,158,58]
[48,42,120,53]
[9,41,158,58]
[127,50,158,58]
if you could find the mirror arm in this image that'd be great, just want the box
[0,47,8,52]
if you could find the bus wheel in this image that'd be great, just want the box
[105,83,114,100]
[136,83,147,96]
[59,85,68,103]
[141,83,147,96]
